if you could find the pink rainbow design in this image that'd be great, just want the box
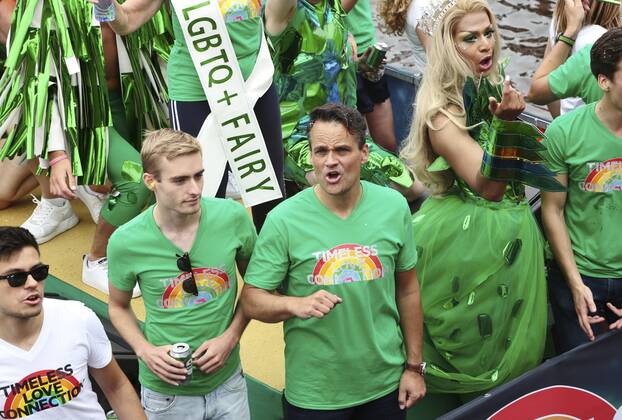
[582,158,622,192]
[218,0,261,21]
[4,370,80,414]
[311,244,383,285]
[161,268,230,309]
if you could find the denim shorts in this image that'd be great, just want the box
[141,369,250,420]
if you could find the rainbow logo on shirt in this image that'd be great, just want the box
[219,0,261,22]
[161,267,230,309]
[2,366,81,418]
[580,158,622,192]
[308,244,383,286]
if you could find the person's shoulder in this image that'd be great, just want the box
[546,103,595,141]
[266,188,313,221]
[43,298,91,321]
[550,102,594,128]
[109,205,153,242]
[364,182,408,206]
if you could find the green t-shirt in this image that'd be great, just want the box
[548,44,603,105]
[107,198,257,395]
[244,181,418,409]
[169,0,263,101]
[544,102,622,278]
[344,0,376,52]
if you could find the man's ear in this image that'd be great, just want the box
[360,143,369,165]
[597,74,611,93]
[143,173,156,190]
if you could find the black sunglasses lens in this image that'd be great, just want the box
[8,273,28,287]
[177,255,191,272]
[182,277,199,296]
[31,265,49,281]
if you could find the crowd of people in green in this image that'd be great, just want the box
[1,0,622,418]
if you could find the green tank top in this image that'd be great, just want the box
[169,0,263,102]
[268,0,357,140]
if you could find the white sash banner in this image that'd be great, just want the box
[172,0,282,207]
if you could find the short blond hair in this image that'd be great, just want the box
[141,129,202,178]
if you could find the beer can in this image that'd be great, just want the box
[366,42,388,69]
[105,410,119,420]
[169,343,193,385]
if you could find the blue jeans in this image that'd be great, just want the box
[284,389,406,420]
[548,262,622,353]
[141,369,250,420]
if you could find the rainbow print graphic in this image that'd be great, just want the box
[309,244,383,286]
[161,267,230,309]
[218,0,261,22]
[580,158,622,192]
[2,367,81,418]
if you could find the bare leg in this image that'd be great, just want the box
[25,158,53,199]
[0,159,38,209]
[365,99,397,153]
[88,218,116,260]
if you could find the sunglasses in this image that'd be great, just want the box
[0,264,49,288]
[176,253,198,296]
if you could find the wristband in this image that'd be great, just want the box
[49,155,68,167]
[479,117,566,192]
[556,34,575,48]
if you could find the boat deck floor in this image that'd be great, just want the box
[0,194,285,390]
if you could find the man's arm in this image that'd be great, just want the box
[395,268,425,410]
[98,0,164,35]
[89,358,146,420]
[241,284,342,323]
[264,0,297,37]
[541,174,604,341]
[0,0,15,44]
[527,0,584,105]
[108,284,188,385]
[341,0,358,13]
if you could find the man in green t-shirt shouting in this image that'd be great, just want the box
[241,104,426,419]
[542,29,622,353]
[107,129,256,419]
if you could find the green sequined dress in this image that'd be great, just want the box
[412,78,548,394]
[267,0,413,189]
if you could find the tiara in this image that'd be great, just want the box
[419,0,458,37]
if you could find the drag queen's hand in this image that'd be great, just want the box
[488,77,525,121]
[398,370,425,410]
[571,284,605,341]
[49,153,77,199]
[192,333,238,374]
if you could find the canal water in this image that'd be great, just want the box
[371,0,554,114]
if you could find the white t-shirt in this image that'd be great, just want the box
[0,299,112,419]
[405,0,431,74]
[547,22,607,114]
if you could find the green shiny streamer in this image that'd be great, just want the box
[1,0,171,183]
[121,160,144,183]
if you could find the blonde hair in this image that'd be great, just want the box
[141,128,202,177]
[400,0,501,195]
[554,0,621,36]
[378,0,412,35]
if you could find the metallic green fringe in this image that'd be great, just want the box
[0,0,172,184]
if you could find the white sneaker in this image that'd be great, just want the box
[75,186,107,224]
[82,255,141,298]
[21,196,79,244]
